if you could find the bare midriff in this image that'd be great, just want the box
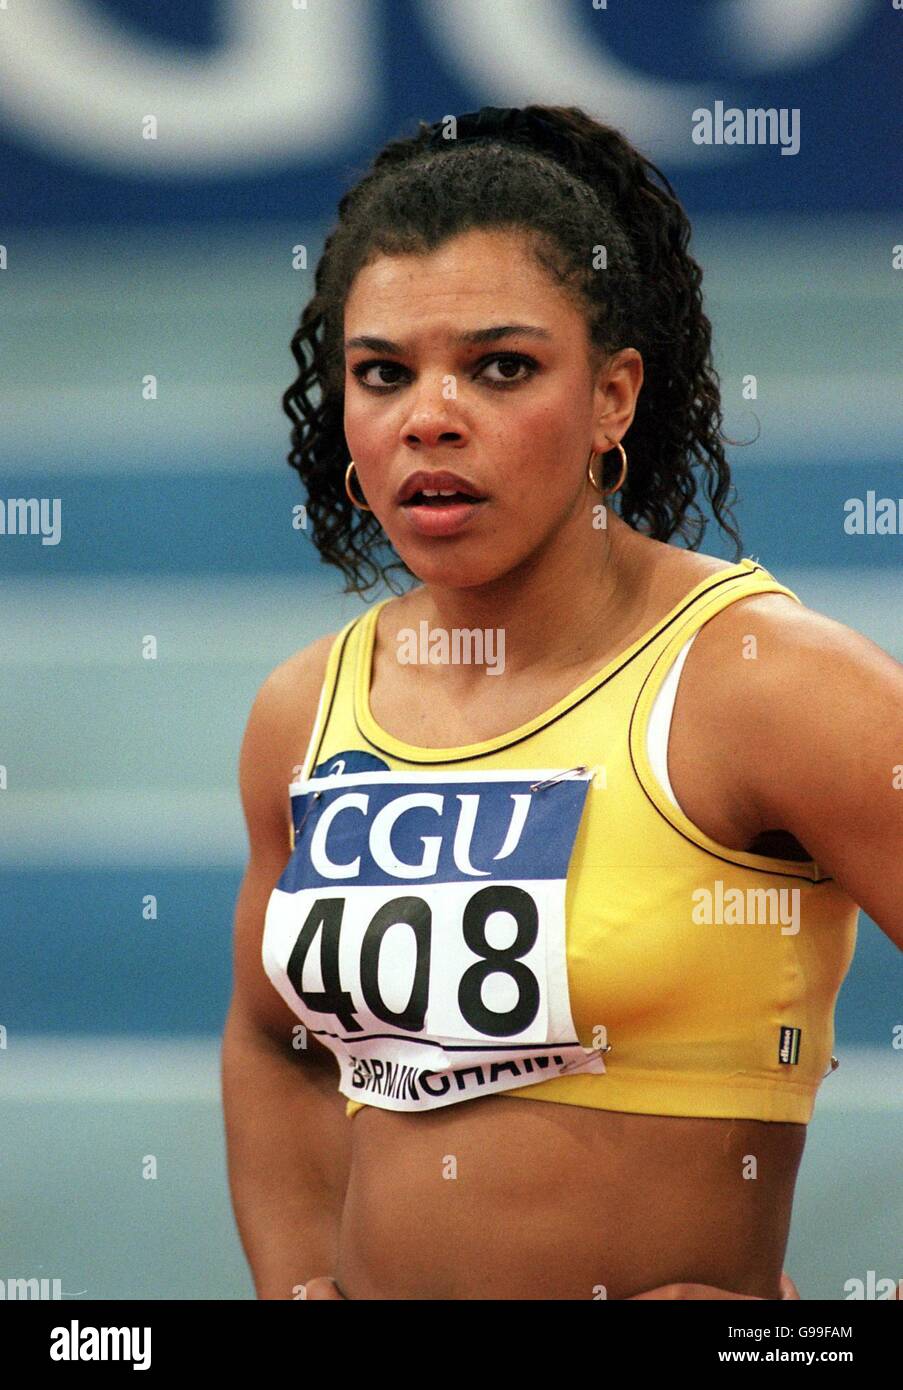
[332,1096,806,1300]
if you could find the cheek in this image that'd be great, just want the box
[342,385,366,441]
[519,380,586,449]
[343,393,393,462]
[497,401,584,491]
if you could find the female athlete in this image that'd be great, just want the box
[221,105,903,1300]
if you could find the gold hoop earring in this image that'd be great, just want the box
[587,438,628,499]
[345,460,372,512]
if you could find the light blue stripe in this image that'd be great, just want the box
[3,217,900,467]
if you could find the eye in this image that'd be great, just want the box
[477,352,538,386]
[348,351,539,393]
[350,360,409,391]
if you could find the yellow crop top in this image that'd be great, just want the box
[261,558,858,1125]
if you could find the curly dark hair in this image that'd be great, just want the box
[283,103,742,597]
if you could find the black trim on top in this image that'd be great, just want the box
[354,565,765,766]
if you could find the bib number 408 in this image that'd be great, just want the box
[285,884,541,1039]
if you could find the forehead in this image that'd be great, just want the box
[344,227,574,325]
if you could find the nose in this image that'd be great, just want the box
[401,376,465,448]
[404,423,464,448]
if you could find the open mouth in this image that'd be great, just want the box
[402,491,484,507]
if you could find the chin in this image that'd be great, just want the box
[397,554,509,591]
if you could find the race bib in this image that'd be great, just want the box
[262,764,605,1112]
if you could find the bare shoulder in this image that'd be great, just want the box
[253,629,340,719]
[672,585,903,928]
[681,586,901,697]
[241,630,337,750]
[238,631,340,839]
[670,583,903,848]
[675,582,903,758]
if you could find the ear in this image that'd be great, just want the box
[591,347,644,453]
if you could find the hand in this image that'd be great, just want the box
[628,1269,802,1300]
[303,1276,346,1300]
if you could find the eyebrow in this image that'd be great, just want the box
[344,324,553,354]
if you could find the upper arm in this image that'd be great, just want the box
[704,595,903,949]
[230,632,338,1058]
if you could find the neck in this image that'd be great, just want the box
[401,509,642,682]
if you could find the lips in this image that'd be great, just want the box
[403,490,483,507]
[397,469,486,505]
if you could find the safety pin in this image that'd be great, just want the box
[530,765,590,792]
[293,786,323,840]
[558,1042,612,1074]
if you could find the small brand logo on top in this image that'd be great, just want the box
[778,1026,801,1065]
